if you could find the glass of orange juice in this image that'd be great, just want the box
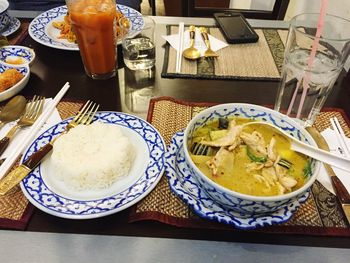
[65,0,117,79]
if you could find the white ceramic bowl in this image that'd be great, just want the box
[183,103,321,215]
[0,45,36,66]
[0,0,9,31]
[0,63,30,102]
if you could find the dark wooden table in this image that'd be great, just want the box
[4,17,350,249]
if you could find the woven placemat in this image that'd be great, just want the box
[129,97,350,236]
[161,26,287,81]
[0,100,83,230]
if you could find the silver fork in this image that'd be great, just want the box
[0,100,99,195]
[0,96,45,156]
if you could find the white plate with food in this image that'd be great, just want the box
[0,63,30,102]
[20,111,166,219]
[28,5,144,51]
[165,131,309,229]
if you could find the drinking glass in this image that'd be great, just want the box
[123,67,156,115]
[65,0,117,79]
[120,16,156,70]
[274,13,350,126]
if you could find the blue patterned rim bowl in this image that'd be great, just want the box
[183,103,321,215]
[0,45,36,66]
[0,63,30,102]
[0,0,10,31]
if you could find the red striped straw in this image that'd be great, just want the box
[296,0,329,118]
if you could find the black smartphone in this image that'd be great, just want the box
[213,12,259,44]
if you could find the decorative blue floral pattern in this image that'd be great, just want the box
[165,132,309,229]
[20,112,166,219]
[28,5,144,51]
[183,103,319,214]
[0,46,34,66]
[0,12,9,31]
[1,16,20,37]
[0,63,28,74]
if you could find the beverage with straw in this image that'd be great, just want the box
[274,13,350,126]
[66,0,117,79]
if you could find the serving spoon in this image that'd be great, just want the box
[182,25,201,60]
[243,122,350,172]
[0,95,27,128]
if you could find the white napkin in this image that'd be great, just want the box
[162,27,229,57]
[0,98,62,159]
[317,128,350,195]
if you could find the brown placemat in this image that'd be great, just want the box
[129,97,350,236]
[161,26,287,81]
[0,100,83,230]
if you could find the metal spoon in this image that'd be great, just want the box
[243,121,350,172]
[182,25,201,60]
[0,95,27,128]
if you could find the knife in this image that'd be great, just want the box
[0,143,53,195]
[306,126,350,225]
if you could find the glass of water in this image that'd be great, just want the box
[120,16,156,70]
[274,13,350,126]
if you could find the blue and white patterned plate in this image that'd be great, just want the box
[165,131,309,230]
[28,5,144,51]
[20,111,166,219]
[1,16,21,37]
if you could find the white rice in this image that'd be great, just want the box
[50,122,135,191]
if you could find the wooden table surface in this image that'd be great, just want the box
[3,16,350,249]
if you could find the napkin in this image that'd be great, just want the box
[162,27,229,57]
[0,98,62,159]
[317,128,350,195]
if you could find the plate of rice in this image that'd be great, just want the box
[20,111,166,219]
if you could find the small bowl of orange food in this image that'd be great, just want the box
[0,63,30,102]
[0,45,36,67]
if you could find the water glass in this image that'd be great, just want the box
[65,0,117,80]
[120,16,156,70]
[123,67,156,115]
[274,13,350,126]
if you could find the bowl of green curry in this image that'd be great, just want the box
[183,103,320,215]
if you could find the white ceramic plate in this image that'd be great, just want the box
[20,111,166,219]
[0,63,30,102]
[165,131,309,229]
[2,16,21,37]
[28,5,144,51]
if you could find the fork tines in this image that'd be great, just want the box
[25,95,45,119]
[74,100,100,125]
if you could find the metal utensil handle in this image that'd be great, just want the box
[201,32,211,49]
[23,143,53,170]
[0,142,53,195]
[0,137,10,156]
[331,175,350,203]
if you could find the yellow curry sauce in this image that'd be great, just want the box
[189,117,308,197]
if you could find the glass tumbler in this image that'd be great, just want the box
[120,16,156,70]
[65,0,117,80]
[274,13,350,126]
